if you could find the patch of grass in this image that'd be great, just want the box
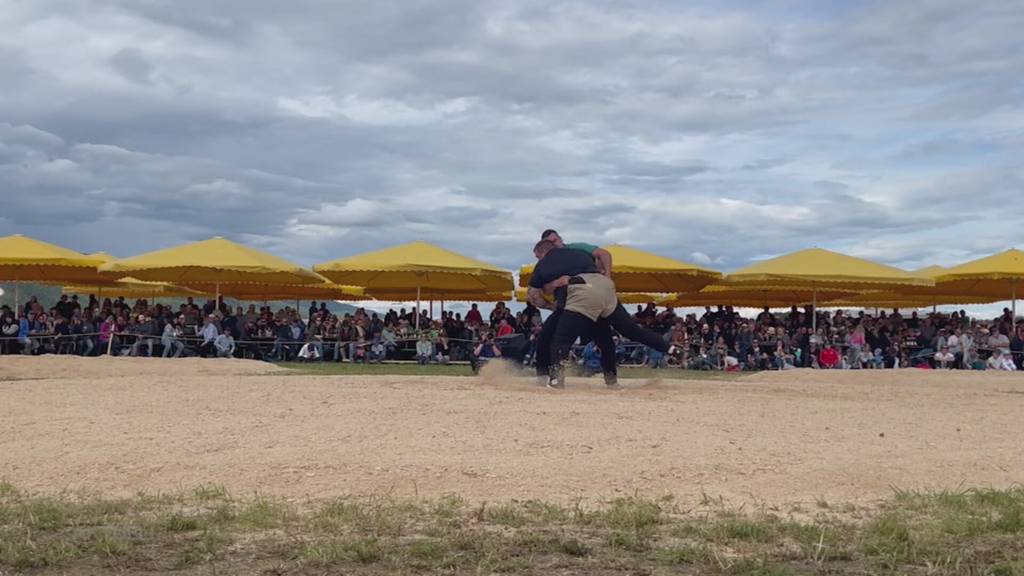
[0,480,15,498]
[652,543,709,565]
[301,537,382,566]
[191,484,230,502]
[310,497,412,536]
[2,486,1024,574]
[235,496,291,529]
[484,502,527,527]
[158,512,207,533]
[176,528,232,567]
[89,528,133,558]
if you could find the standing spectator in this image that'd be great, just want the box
[2,315,19,354]
[466,303,483,327]
[1010,326,1024,370]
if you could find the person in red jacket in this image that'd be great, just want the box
[465,303,483,327]
[819,344,841,369]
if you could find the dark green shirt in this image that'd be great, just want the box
[565,242,599,255]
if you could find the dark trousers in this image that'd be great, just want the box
[536,309,617,376]
[602,304,669,354]
[551,311,601,373]
[199,341,216,358]
[537,303,670,376]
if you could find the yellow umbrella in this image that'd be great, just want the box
[823,266,1001,310]
[519,244,721,292]
[214,280,365,302]
[0,234,109,307]
[935,248,1024,328]
[63,277,207,300]
[99,237,322,304]
[660,284,855,309]
[373,288,512,303]
[724,248,932,330]
[823,293,1003,309]
[514,287,664,305]
[313,241,513,328]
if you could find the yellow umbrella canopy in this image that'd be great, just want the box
[99,237,321,288]
[0,235,108,284]
[519,244,721,292]
[660,284,856,309]
[314,241,512,292]
[514,287,663,305]
[724,248,931,329]
[0,235,110,306]
[823,293,1003,309]
[724,248,933,290]
[63,277,207,300]
[373,288,512,303]
[212,280,365,302]
[935,249,1024,326]
[314,241,513,328]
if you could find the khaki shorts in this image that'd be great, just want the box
[565,273,618,321]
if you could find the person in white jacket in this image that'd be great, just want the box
[214,329,235,358]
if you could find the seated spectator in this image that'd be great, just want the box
[367,338,385,364]
[496,318,514,338]
[819,344,841,369]
[214,329,235,358]
[773,341,795,370]
[434,334,451,364]
[416,333,433,365]
[581,341,603,376]
[199,315,219,358]
[161,317,185,358]
[470,332,502,374]
[131,314,156,357]
[297,340,322,362]
[987,348,1017,371]
[988,327,1011,356]
[933,345,955,369]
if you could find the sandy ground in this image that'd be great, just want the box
[2,356,1023,507]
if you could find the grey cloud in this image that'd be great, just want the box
[108,47,154,85]
[1,0,1022,282]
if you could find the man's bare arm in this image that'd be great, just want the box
[542,275,570,294]
[527,286,555,310]
[593,248,613,277]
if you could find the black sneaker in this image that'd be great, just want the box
[604,373,620,388]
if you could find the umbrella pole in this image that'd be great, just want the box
[430,299,433,320]
[415,284,421,330]
[215,282,220,315]
[812,288,817,333]
[1012,280,1017,331]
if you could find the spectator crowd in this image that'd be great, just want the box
[1,294,1021,372]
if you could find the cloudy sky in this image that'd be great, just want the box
[2,0,1022,282]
